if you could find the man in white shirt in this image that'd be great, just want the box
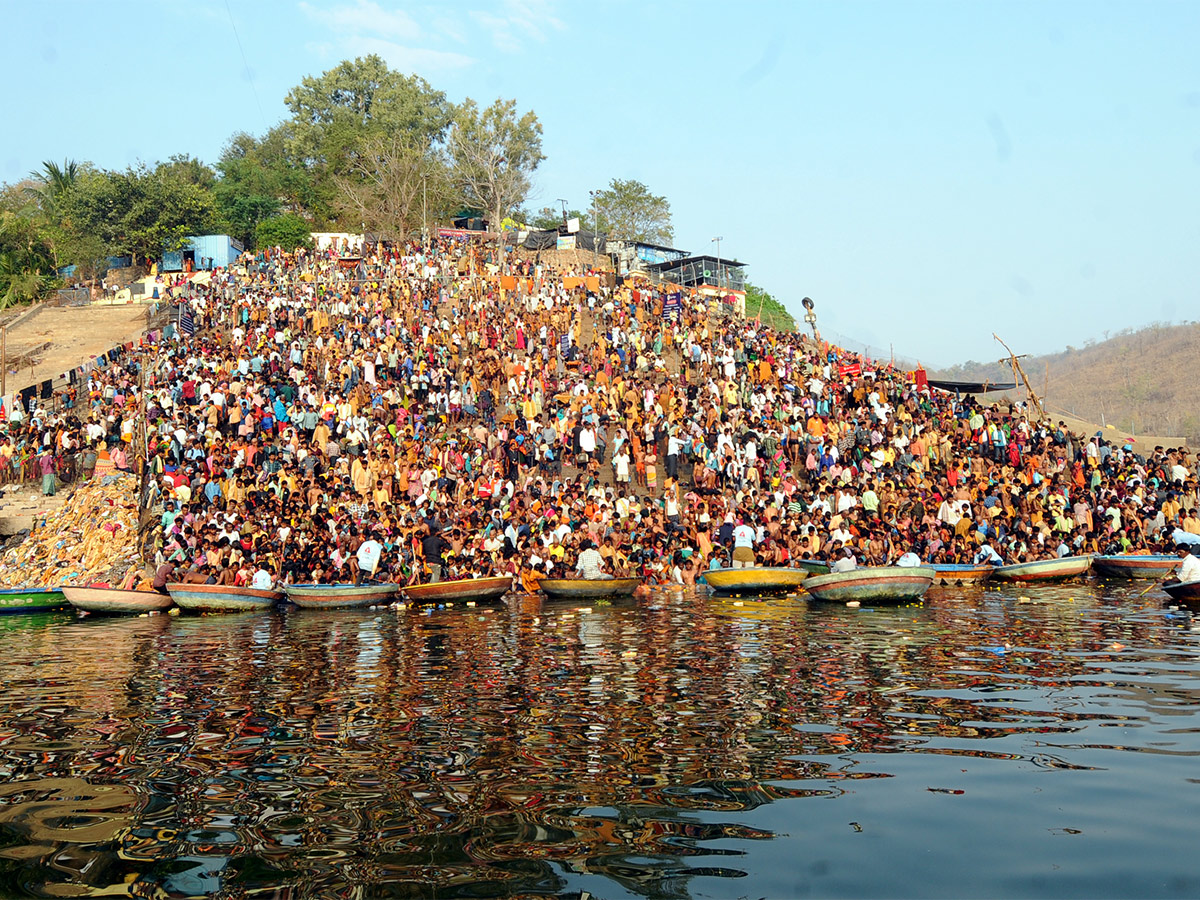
[1175,545,1200,584]
[356,532,384,582]
[731,518,757,569]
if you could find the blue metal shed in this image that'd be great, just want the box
[161,235,244,272]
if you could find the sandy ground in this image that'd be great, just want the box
[3,304,150,396]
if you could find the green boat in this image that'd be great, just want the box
[0,587,68,615]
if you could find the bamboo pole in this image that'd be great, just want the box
[993,333,1046,422]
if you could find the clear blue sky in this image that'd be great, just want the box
[4,0,1197,365]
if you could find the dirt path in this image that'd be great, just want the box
[3,304,150,396]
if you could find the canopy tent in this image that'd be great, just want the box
[518,230,606,254]
[926,379,1017,394]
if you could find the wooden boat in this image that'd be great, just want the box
[803,566,936,604]
[793,558,832,576]
[62,586,174,615]
[1163,580,1200,603]
[929,564,994,586]
[991,555,1092,582]
[1092,554,1180,579]
[704,567,811,595]
[285,582,399,609]
[166,582,284,613]
[402,575,512,605]
[0,586,67,615]
[538,578,642,601]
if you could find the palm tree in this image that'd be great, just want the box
[26,158,80,221]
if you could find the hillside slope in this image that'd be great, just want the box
[933,322,1199,445]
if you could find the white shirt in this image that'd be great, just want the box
[732,524,756,548]
[1180,553,1200,584]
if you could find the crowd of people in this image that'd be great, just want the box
[9,235,1200,592]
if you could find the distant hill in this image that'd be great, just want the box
[932,322,1199,445]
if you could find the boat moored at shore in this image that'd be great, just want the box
[538,578,642,601]
[991,556,1092,582]
[285,582,399,609]
[704,567,812,595]
[63,586,174,615]
[802,566,936,604]
[0,587,68,615]
[167,583,284,612]
[1092,555,1180,579]
[402,576,512,605]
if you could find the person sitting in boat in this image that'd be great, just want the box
[895,551,923,567]
[575,539,612,580]
[251,565,275,590]
[973,542,1003,566]
[1167,544,1200,586]
[831,547,857,573]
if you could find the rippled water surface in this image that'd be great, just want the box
[1,581,1199,898]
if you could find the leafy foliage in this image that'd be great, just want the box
[256,214,314,251]
[743,282,796,332]
[590,178,673,244]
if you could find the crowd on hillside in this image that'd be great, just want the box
[5,236,1199,590]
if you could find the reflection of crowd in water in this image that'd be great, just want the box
[13,236,1199,588]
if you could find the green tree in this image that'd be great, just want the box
[60,166,218,265]
[155,154,216,191]
[524,205,587,232]
[215,132,286,247]
[0,211,58,308]
[446,98,543,248]
[591,178,673,244]
[256,213,314,251]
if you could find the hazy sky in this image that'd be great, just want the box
[3,0,1197,365]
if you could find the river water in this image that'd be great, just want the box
[0,581,1198,899]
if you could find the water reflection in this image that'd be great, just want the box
[0,584,1198,897]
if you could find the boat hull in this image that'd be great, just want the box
[1164,580,1200,602]
[0,587,67,615]
[1092,555,1180,579]
[539,578,642,601]
[402,576,512,604]
[62,586,174,615]
[991,556,1092,582]
[929,564,994,586]
[704,567,811,594]
[167,583,284,612]
[285,583,398,609]
[803,566,935,604]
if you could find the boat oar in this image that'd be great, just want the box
[1138,581,1163,597]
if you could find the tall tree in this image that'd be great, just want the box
[446,98,543,249]
[284,54,451,145]
[591,178,673,245]
[332,132,450,241]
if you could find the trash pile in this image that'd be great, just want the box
[0,474,142,588]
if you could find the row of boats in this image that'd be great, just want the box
[0,553,1195,616]
[703,552,1200,604]
[0,575,640,616]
